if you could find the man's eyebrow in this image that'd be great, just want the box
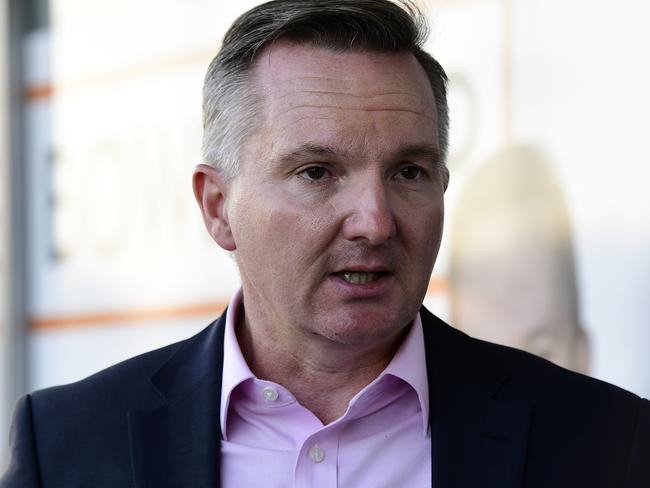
[275,143,349,164]
[274,143,442,166]
[392,144,442,166]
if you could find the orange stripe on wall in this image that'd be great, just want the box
[24,84,54,101]
[23,49,217,102]
[30,301,229,331]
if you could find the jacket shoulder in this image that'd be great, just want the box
[421,309,649,484]
[420,307,641,405]
[21,321,220,487]
[27,320,222,441]
[470,329,639,405]
[32,335,183,412]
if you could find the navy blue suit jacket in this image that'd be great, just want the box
[2,307,649,487]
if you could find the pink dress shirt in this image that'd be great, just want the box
[220,290,432,487]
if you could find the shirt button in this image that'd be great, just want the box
[262,386,279,402]
[309,445,325,463]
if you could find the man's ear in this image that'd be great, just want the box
[192,163,236,251]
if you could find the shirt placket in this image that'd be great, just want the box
[293,428,339,488]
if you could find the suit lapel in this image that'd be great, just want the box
[421,308,530,488]
[128,314,226,488]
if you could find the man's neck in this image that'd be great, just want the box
[235,307,408,424]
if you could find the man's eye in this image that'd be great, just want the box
[396,166,426,180]
[299,166,330,181]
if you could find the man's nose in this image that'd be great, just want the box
[341,179,397,245]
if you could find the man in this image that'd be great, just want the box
[1,1,649,487]
[449,145,590,374]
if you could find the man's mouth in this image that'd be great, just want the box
[335,271,387,285]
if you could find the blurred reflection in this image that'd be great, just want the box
[449,145,589,374]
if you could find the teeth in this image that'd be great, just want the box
[341,272,380,284]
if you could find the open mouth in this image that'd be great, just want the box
[334,271,388,285]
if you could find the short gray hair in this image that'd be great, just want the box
[202,0,449,178]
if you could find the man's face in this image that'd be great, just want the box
[223,43,445,349]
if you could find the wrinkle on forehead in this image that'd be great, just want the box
[269,76,434,105]
[280,104,436,119]
[272,88,436,118]
[270,76,431,98]
[262,79,437,128]
[275,88,430,104]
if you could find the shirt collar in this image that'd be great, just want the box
[379,312,430,435]
[220,289,254,440]
[219,288,430,437]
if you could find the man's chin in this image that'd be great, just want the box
[310,306,415,347]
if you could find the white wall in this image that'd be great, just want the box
[511,0,650,395]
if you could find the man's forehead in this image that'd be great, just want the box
[237,40,440,168]
[252,41,436,106]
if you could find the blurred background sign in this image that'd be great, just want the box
[1,0,649,468]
